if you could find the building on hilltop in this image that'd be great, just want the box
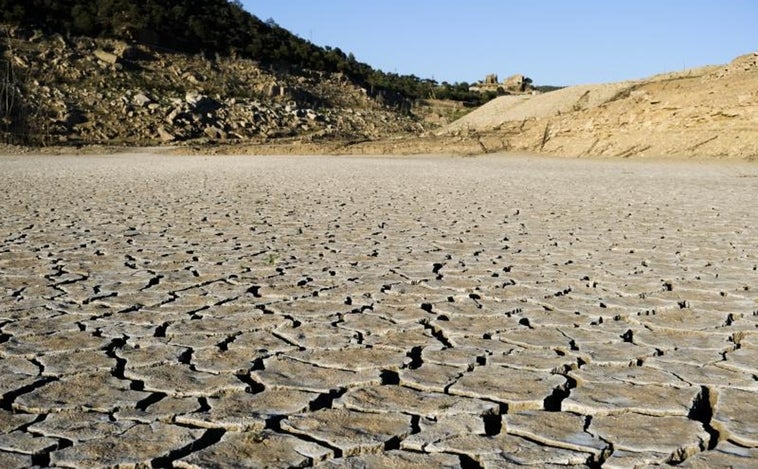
[470,73,535,95]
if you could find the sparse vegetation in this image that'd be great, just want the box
[0,37,20,142]
[433,81,498,106]
[0,1,577,147]
[0,34,47,145]
[0,0,498,107]
[0,22,426,146]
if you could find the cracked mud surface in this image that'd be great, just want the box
[1,153,756,468]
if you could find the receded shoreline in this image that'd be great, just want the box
[1,153,756,467]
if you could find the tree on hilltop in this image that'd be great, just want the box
[0,0,501,107]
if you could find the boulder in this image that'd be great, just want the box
[204,126,227,140]
[157,126,175,142]
[93,49,119,65]
[132,93,152,107]
[166,107,183,124]
[182,72,203,84]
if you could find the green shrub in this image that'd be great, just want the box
[0,0,500,107]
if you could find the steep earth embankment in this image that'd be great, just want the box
[438,53,758,159]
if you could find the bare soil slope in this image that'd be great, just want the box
[439,53,758,159]
[442,83,633,133]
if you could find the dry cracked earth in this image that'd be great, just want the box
[0,152,756,468]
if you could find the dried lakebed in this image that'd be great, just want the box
[0,153,756,468]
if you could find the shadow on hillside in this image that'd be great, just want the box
[1,44,49,145]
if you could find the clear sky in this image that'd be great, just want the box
[240,0,757,86]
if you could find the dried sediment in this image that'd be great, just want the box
[0,153,756,467]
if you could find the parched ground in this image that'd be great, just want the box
[1,152,756,468]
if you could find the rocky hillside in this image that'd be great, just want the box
[0,26,422,146]
[438,53,758,159]
[1,18,754,159]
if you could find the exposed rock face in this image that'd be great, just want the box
[0,26,420,146]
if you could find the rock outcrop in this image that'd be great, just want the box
[0,26,420,146]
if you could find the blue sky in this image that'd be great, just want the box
[240,1,756,86]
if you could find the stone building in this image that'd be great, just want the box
[470,73,533,94]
